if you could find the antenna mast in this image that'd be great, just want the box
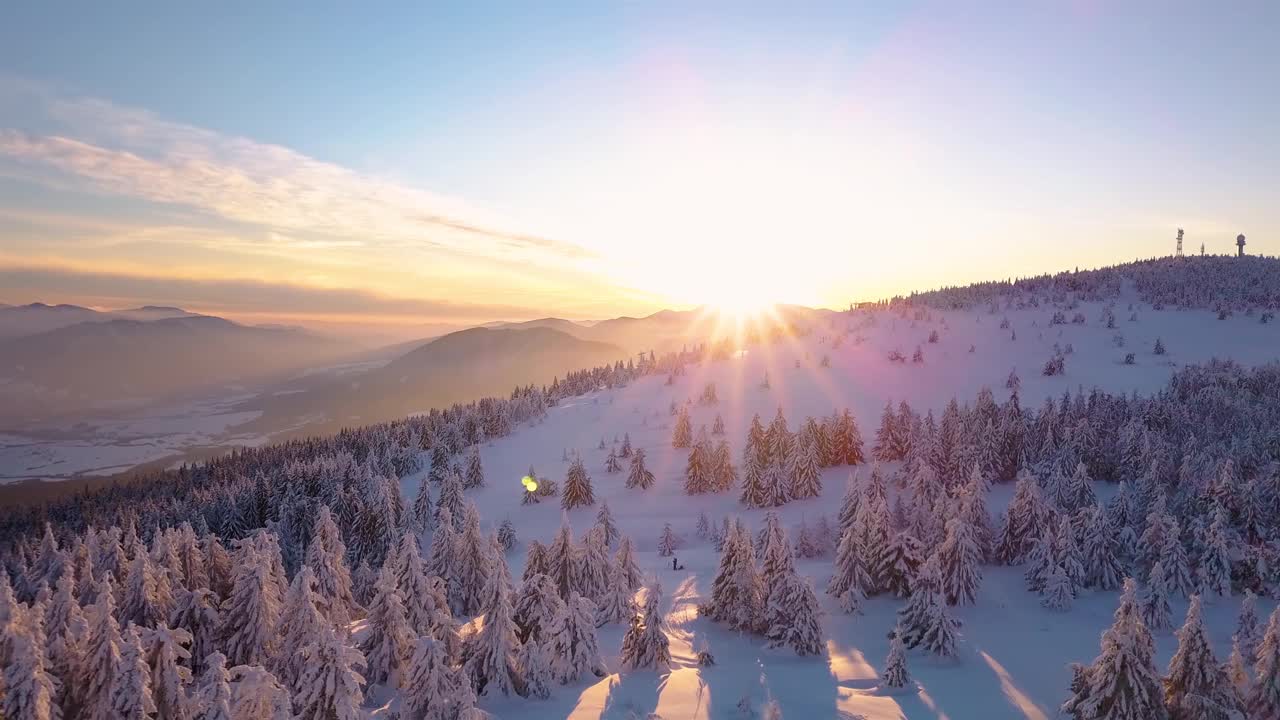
[1175,228,1184,257]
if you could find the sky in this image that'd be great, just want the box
[0,1,1276,338]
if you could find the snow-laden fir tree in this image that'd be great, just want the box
[1197,506,1234,599]
[712,414,725,435]
[739,446,768,509]
[426,508,457,601]
[626,448,655,490]
[228,664,292,720]
[684,429,712,494]
[937,516,983,607]
[790,426,823,500]
[2,606,59,720]
[391,532,447,640]
[514,573,565,645]
[836,473,861,533]
[695,511,712,540]
[81,577,123,720]
[517,637,552,700]
[435,471,466,525]
[615,536,642,590]
[398,636,477,720]
[764,566,824,656]
[361,564,415,687]
[878,530,924,598]
[620,433,633,458]
[1063,578,1167,720]
[596,562,636,627]
[305,506,358,631]
[658,523,678,557]
[873,402,901,462]
[273,565,327,691]
[562,456,596,510]
[222,538,281,668]
[896,556,958,657]
[1082,505,1124,591]
[827,524,871,614]
[496,518,517,553]
[595,501,619,548]
[1161,523,1195,600]
[111,624,158,720]
[672,406,693,448]
[1042,565,1074,611]
[192,652,234,720]
[882,626,912,690]
[546,517,576,599]
[1143,560,1174,632]
[1226,636,1251,698]
[451,502,492,615]
[169,587,220,677]
[621,580,671,672]
[574,527,612,602]
[410,479,433,536]
[1163,595,1244,720]
[462,565,525,698]
[1237,591,1262,664]
[293,622,366,720]
[549,592,607,683]
[995,472,1053,565]
[1249,605,1280,717]
[604,447,622,473]
[141,622,193,720]
[711,438,737,492]
[121,552,170,629]
[463,445,485,489]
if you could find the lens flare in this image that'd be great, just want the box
[521,475,538,492]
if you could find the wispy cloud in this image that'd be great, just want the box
[0,80,596,266]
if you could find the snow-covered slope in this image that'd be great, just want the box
[396,296,1278,719]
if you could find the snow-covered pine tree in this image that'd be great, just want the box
[1143,560,1174,632]
[882,626,912,690]
[1226,637,1251,700]
[873,402,900,462]
[305,506,358,631]
[763,568,824,656]
[452,502,492,615]
[615,536,642,590]
[426,508,457,598]
[170,587,220,676]
[1042,565,1074,611]
[695,511,712,540]
[937,516,983,607]
[111,625,158,720]
[293,622,367,720]
[573,528,612,603]
[878,530,924,598]
[121,552,169,629]
[222,539,282,669]
[410,480,434,536]
[739,446,768,509]
[699,520,762,632]
[514,573,565,645]
[81,577,123,720]
[141,622,193,720]
[549,592,607,683]
[896,556,958,657]
[273,566,326,691]
[1161,522,1195,600]
[435,471,466,526]
[1082,504,1124,591]
[497,518,517,553]
[1065,579,1167,720]
[790,424,823,500]
[562,456,596,510]
[657,523,678,557]
[462,566,525,697]
[192,652,234,720]
[837,473,861,534]
[399,636,476,720]
[672,407,693,448]
[604,447,621,473]
[1163,595,1244,720]
[1197,506,1234,599]
[546,517,576,599]
[620,433,633,458]
[684,429,712,494]
[2,607,59,720]
[464,445,485,489]
[626,448,655,490]
[827,524,871,613]
[517,637,552,700]
[712,414,726,435]
[228,665,292,720]
[1249,605,1280,717]
[361,564,415,687]
[1237,591,1262,664]
[595,563,635,627]
[620,581,671,672]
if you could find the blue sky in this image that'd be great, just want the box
[0,1,1276,334]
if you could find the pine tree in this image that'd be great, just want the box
[1161,524,1195,600]
[604,447,622,473]
[517,638,552,700]
[497,518,517,553]
[700,520,762,632]
[673,407,693,448]
[595,563,635,627]
[1198,507,1233,599]
[399,636,476,720]
[827,525,871,612]
[615,536,642,590]
[462,567,525,697]
[513,573,565,645]
[361,565,415,687]
[121,552,169,629]
[464,445,485,489]
[836,473,861,534]
[937,516,983,607]
[394,533,452,642]
[621,581,671,672]
[897,556,958,657]
[546,518,576,599]
[1249,605,1280,717]
[626,448,655,490]
[1226,636,1251,704]
[712,438,737,492]
[222,539,281,668]
[1082,505,1124,591]
[110,625,158,720]
[739,446,768,509]
[1143,561,1174,631]
[170,587,220,676]
[695,511,712,540]
[81,577,123,720]
[878,531,924,598]
[712,414,726,435]
[435,471,466,525]
[2,608,59,720]
[995,472,1052,565]
[452,503,492,615]
[227,665,292,720]
[764,569,824,656]
[684,430,713,494]
[411,481,434,535]
[1164,595,1244,720]
[293,623,367,720]
[274,566,326,692]
[658,523,678,557]
[191,652,233,720]
[1237,591,1262,664]
[620,433,633,458]
[882,627,912,690]
[305,506,358,631]
[873,402,900,462]
[141,623,193,720]
[1066,579,1167,720]
[573,528,611,603]
[562,456,596,510]
[790,424,823,499]
[549,592,607,683]
[426,508,457,599]
[1042,565,1074,611]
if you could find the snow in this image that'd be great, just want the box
[389,297,1278,719]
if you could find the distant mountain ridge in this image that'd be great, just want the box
[0,302,202,340]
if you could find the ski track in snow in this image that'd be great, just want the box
[391,298,1279,719]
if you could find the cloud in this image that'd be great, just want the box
[0,265,545,321]
[0,81,596,267]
